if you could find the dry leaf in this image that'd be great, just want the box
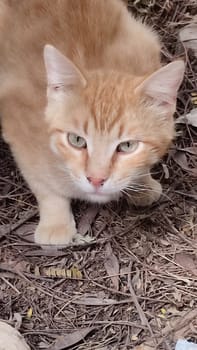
[175,252,197,276]
[0,261,28,276]
[27,308,33,319]
[104,243,119,290]
[73,233,95,245]
[177,147,197,155]
[0,322,30,350]
[78,205,99,236]
[172,151,197,176]
[0,209,37,238]
[14,223,36,242]
[161,163,170,179]
[179,23,197,56]
[48,327,95,350]
[185,109,197,127]
[176,108,197,127]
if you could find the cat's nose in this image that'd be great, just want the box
[87,176,106,188]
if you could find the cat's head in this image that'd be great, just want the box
[43,45,184,203]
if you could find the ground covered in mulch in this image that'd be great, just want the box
[0,1,197,349]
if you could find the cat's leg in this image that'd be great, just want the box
[131,174,162,207]
[2,116,76,246]
[34,194,76,245]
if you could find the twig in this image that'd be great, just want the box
[0,276,20,294]
[128,262,154,338]
[72,297,140,306]
[79,320,147,330]
[0,209,38,237]
[162,214,197,248]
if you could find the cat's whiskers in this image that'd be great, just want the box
[120,189,132,199]
[125,184,171,201]
[118,171,161,183]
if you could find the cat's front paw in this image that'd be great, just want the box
[132,179,162,207]
[34,222,76,246]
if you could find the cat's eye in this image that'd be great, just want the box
[117,140,139,153]
[67,133,87,149]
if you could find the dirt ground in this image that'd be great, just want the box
[0,1,197,349]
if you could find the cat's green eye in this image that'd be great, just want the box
[67,133,87,149]
[117,140,139,153]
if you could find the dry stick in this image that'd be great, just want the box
[72,297,139,306]
[83,270,131,298]
[163,214,197,249]
[79,320,147,330]
[0,276,20,294]
[127,262,154,338]
[0,264,72,303]
[0,208,38,237]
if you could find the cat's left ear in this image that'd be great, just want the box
[44,44,87,99]
[136,60,185,113]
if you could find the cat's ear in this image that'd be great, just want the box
[43,44,86,98]
[136,61,185,112]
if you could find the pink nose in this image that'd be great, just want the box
[87,177,106,188]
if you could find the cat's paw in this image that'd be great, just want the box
[132,179,162,207]
[34,222,76,246]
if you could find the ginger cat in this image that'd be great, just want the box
[0,0,184,245]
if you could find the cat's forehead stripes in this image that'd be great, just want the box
[80,118,87,134]
[84,72,132,133]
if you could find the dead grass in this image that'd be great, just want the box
[0,1,197,349]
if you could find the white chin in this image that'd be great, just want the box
[86,192,117,204]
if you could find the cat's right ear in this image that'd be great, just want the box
[135,60,185,115]
[43,45,87,99]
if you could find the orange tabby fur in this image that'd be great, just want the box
[0,0,184,245]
